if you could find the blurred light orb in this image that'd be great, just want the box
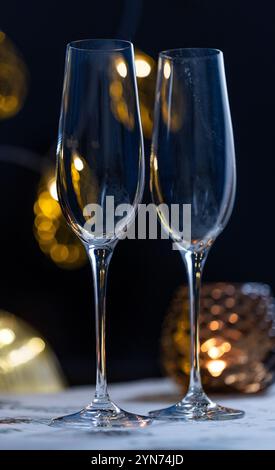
[0,327,15,347]
[73,154,84,171]
[0,311,65,393]
[8,337,45,368]
[163,61,171,79]
[110,50,156,138]
[34,168,87,269]
[116,60,127,78]
[206,359,226,377]
[0,31,28,120]
[135,50,157,139]
[48,176,58,201]
[110,55,134,130]
[135,58,151,78]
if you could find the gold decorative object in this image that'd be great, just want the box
[33,167,87,269]
[0,310,66,393]
[162,283,275,393]
[0,31,28,120]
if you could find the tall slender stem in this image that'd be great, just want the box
[87,246,113,405]
[183,250,207,394]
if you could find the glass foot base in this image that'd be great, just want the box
[149,391,244,421]
[50,401,151,430]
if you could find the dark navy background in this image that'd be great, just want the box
[0,0,273,384]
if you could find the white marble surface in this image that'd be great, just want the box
[0,378,275,450]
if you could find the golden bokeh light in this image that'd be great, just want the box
[0,31,28,120]
[0,327,16,347]
[206,360,226,377]
[163,61,171,79]
[110,56,134,131]
[229,313,239,324]
[200,338,216,353]
[73,154,84,171]
[8,337,45,368]
[208,346,222,359]
[109,80,123,99]
[110,50,157,138]
[200,338,232,366]
[48,177,58,201]
[135,50,156,139]
[116,60,127,78]
[135,58,151,78]
[209,320,220,331]
[33,168,87,269]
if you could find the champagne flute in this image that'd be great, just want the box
[150,48,244,420]
[52,39,150,429]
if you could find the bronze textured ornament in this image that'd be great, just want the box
[162,283,275,393]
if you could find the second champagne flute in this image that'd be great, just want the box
[52,39,151,429]
[150,48,244,420]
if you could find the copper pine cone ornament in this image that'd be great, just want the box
[162,283,275,393]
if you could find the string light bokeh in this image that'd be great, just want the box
[135,49,156,139]
[110,49,156,137]
[0,31,28,120]
[33,168,87,269]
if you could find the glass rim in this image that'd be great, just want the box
[67,38,133,52]
[159,47,222,61]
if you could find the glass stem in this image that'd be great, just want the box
[87,246,113,406]
[183,250,207,395]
